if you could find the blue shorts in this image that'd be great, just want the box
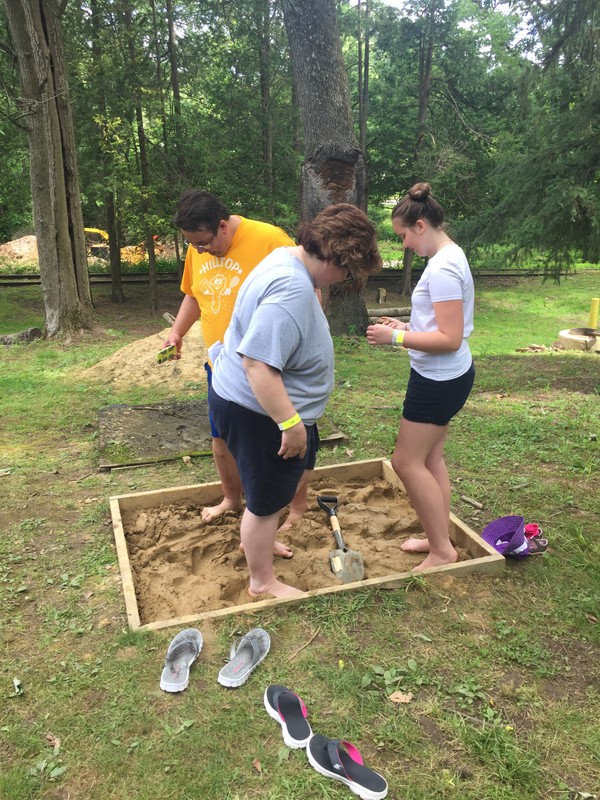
[403,362,475,426]
[204,363,220,437]
[208,386,320,516]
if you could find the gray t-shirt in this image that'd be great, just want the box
[211,247,334,425]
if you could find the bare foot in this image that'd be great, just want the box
[201,498,241,523]
[239,541,293,559]
[248,577,305,599]
[411,548,458,572]
[277,508,305,532]
[400,536,430,553]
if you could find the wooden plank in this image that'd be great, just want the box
[109,497,141,630]
[314,457,391,482]
[113,479,224,514]
[109,457,504,631]
[135,555,504,632]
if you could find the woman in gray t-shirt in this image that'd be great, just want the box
[210,204,382,600]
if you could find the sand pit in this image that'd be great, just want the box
[110,459,505,629]
[81,322,208,389]
[121,476,475,625]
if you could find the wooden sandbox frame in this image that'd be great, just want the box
[109,458,504,631]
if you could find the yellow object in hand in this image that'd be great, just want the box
[156,344,177,364]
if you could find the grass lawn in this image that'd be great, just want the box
[0,273,598,800]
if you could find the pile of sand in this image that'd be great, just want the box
[0,235,38,262]
[81,322,208,389]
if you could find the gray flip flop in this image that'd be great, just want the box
[217,628,270,688]
[160,628,203,693]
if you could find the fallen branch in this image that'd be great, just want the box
[285,627,321,662]
[461,495,483,510]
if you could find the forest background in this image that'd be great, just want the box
[1,0,598,290]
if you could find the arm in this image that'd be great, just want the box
[242,357,307,460]
[366,299,464,353]
[163,294,201,357]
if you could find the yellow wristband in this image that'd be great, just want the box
[278,412,302,431]
[392,329,406,347]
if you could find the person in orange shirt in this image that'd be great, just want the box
[164,191,309,554]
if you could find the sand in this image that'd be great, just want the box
[81,323,208,389]
[121,477,471,625]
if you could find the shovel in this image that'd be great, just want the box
[317,495,365,583]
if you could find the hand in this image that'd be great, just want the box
[163,331,183,359]
[278,422,307,460]
[366,323,395,346]
[378,316,404,329]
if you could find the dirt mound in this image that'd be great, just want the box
[0,235,38,262]
[81,322,208,389]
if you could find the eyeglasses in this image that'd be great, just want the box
[183,231,217,251]
[342,268,354,283]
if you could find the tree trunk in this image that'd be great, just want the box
[4,0,97,337]
[105,191,124,303]
[91,0,124,303]
[358,0,370,168]
[281,0,369,334]
[257,0,274,216]
[281,0,367,219]
[166,0,185,180]
[123,0,157,310]
[400,0,437,299]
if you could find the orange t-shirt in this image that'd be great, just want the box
[180,217,294,354]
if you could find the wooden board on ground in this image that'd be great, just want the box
[109,458,504,631]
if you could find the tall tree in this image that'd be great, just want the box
[397,0,439,297]
[3,0,97,337]
[281,0,372,334]
[281,0,366,218]
[357,0,370,165]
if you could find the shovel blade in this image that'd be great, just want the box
[329,547,365,584]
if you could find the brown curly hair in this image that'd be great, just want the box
[297,204,382,279]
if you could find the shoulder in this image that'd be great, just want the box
[240,217,294,246]
[429,245,469,274]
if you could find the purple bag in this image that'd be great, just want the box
[481,515,529,558]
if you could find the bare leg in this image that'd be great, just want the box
[241,509,305,599]
[400,438,451,554]
[205,438,295,557]
[239,540,293,559]
[278,469,311,532]
[392,419,457,570]
[201,437,243,523]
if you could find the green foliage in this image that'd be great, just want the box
[1,0,599,282]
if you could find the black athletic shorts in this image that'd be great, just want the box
[208,386,319,516]
[403,362,475,426]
